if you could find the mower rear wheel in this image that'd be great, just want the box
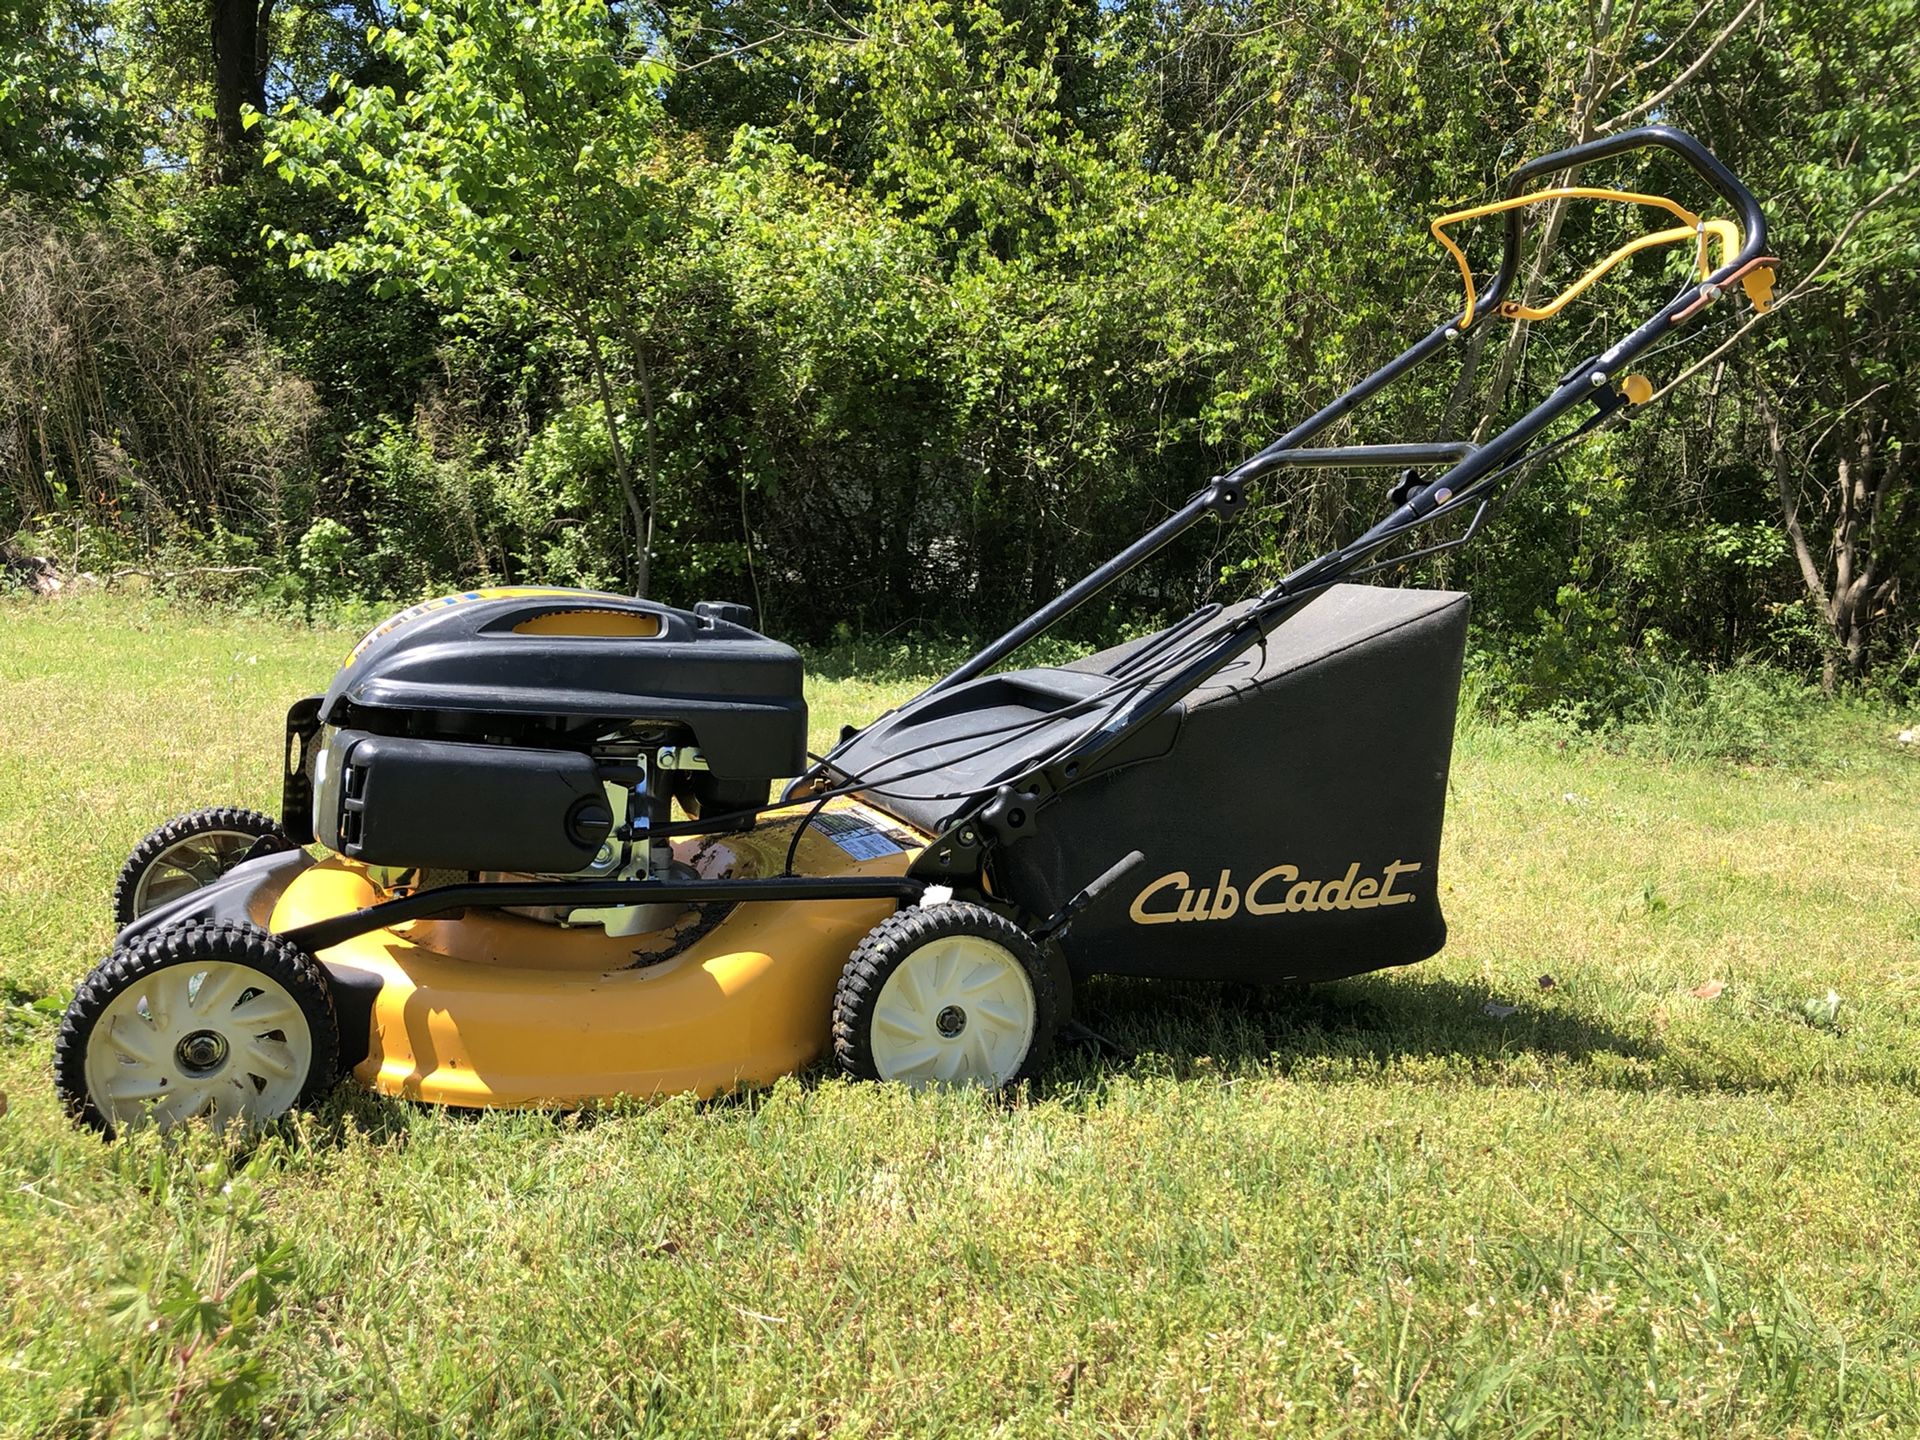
[834,903,1056,1088]
[113,807,292,928]
[55,921,339,1137]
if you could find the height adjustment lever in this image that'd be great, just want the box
[1034,850,1146,942]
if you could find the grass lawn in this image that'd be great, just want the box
[2,593,1918,1438]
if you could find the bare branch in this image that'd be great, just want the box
[671,22,866,73]
[1601,0,1763,131]
[1759,396,1830,613]
[1794,383,1892,461]
[1600,3,1717,99]
[104,565,267,583]
[1646,159,1920,404]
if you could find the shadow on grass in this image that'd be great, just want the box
[282,967,1783,1149]
[1061,970,1658,1080]
[307,971,1664,1142]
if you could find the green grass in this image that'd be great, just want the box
[2,593,1918,1438]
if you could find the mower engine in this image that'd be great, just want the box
[284,590,808,934]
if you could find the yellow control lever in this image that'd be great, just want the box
[1430,187,1740,328]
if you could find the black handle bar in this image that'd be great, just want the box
[1480,125,1770,317]
[904,128,1770,707]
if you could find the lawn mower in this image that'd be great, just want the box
[54,126,1775,1135]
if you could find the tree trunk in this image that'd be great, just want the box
[578,318,650,596]
[609,307,667,602]
[209,0,275,182]
[1827,409,1895,685]
[632,348,661,602]
[1761,393,1897,693]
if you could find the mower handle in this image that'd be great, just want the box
[1477,126,1770,319]
[912,129,1771,719]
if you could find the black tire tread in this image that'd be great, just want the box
[112,807,290,928]
[832,902,1056,1084]
[54,920,340,1136]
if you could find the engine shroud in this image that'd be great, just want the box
[288,590,807,874]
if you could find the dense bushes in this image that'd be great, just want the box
[0,204,316,569]
[0,0,1914,709]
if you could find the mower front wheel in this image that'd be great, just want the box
[55,921,339,1137]
[113,807,293,928]
[834,903,1056,1088]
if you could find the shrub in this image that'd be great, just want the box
[0,203,317,559]
[1612,660,1824,767]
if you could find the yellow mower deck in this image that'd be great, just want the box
[270,800,927,1108]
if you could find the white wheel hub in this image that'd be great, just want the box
[870,935,1037,1087]
[83,961,313,1134]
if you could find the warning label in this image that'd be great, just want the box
[812,810,910,861]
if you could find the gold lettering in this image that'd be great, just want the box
[1377,861,1420,906]
[1246,865,1298,915]
[1318,862,1360,910]
[1210,870,1240,920]
[1132,860,1424,925]
[1128,871,1189,925]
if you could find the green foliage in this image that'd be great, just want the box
[266,0,683,588]
[99,1153,298,1431]
[0,0,133,198]
[506,402,631,591]
[296,516,354,598]
[1,0,1916,701]
[265,1,673,312]
[1612,661,1828,767]
[1486,578,1640,722]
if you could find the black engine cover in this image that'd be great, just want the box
[321,589,806,780]
[314,731,613,873]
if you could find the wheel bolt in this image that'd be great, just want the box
[176,1029,228,1074]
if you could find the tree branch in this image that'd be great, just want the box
[1601,0,1763,131]
[1600,2,1716,99]
[1759,396,1829,614]
[1646,159,1920,405]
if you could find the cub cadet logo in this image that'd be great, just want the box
[1129,860,1422,925]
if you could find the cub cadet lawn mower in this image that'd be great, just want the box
[55,126,1776,1135]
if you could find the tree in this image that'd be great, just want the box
[210,0,275,180]
[1595,0,1920,687]
[0,0,133,198]
[268,0,677,593]
[1747,0,1919,687]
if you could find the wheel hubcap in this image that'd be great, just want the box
[869,934,1036,1087]
[133,832,261,916]
[83,961,313,1134]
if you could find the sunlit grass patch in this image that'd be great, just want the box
[1,593,1917,1438]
